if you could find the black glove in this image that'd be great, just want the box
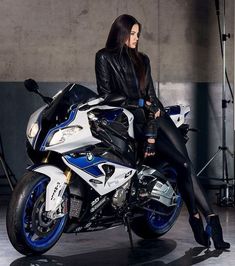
[144,140,156,157]
[145,102,159,115]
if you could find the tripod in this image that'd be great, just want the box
[196,0,234,206]
[0,134,16,192]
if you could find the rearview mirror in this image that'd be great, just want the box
[24,78,52,105]
[24,79,39,93]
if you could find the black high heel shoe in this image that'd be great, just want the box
[206,215,230,250]
[189,215,211,247]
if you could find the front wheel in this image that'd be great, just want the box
[131,166,183,239]
[6,171,68,255]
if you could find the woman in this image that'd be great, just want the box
[95,14,230,250]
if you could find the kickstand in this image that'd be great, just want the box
[124,214,134,249]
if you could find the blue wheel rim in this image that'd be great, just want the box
[22,177,67,249]
[147,196,182,230]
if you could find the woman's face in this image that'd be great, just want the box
[125,23,139,49]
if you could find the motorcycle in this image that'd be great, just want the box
[6,79,190,255]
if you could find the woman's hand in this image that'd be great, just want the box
[146,101,161,119]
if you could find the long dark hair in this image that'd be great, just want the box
[105,14,146,92]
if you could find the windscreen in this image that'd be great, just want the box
[42,83,97,125]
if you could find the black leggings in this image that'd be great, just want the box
[153,114,214,218]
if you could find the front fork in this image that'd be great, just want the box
[48,167,73,218]
[32,152,73,219]
[64,168,72,184]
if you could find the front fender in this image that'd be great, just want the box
[28,164,67,212]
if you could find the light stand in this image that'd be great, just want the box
[0,134,16,192]
[197,0,234,206]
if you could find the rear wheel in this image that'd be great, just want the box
[6,171,68,255]
[131,166,182,238]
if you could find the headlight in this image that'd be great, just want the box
[28,122,39,138]
[48,126,82,146]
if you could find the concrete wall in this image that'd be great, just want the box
[0,0,234,83]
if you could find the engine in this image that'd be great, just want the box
[112,180,131,208]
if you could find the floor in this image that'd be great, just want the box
[0,195,234,266]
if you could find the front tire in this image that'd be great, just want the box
[6,171,68,255]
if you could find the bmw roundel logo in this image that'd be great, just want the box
[87,152,93,161]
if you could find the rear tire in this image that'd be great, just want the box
[131,166,182,239]
[6,171,68,255]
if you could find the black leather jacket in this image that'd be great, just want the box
[95,47,164,138]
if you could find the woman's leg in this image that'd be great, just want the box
[154,132,198,216]
[156,114,213,217]
[153,127,211,246]
[155,114,230,249]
